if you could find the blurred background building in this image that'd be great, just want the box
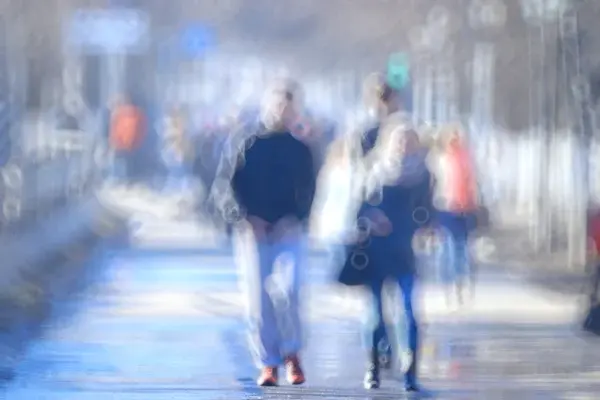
[0,0,600,269]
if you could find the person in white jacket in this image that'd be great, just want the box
[311,136,357,241]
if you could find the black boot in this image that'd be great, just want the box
[363,348,380,389]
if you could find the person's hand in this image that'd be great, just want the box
[271,215,302,242]
[247,216,271,241]
[364,208,392,236]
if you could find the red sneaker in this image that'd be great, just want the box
[257,366,278,387]
[284,354,306,385]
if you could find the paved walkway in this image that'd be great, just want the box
[2,246,598,399]
[10,189,590,398]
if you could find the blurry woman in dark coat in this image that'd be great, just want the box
[359,121,431,392]
[338,75,432,392]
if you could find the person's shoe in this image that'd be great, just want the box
[404,356,421,392]
[378,339,393,370]
[364,348,380,389]
[405,381,420,392]
[284,354,305,385]
[456,282,465,306]
[257,366,278,387]
[404,350,420,392]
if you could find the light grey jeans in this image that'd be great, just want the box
[234,226,306,367]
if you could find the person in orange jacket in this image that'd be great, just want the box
[108,95,146,184]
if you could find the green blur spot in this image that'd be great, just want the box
[387,53,410,90]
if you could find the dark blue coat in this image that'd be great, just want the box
[337,172,433,286]
[231,129,316,225]
[362,170,433,279]
[337,126,433,286]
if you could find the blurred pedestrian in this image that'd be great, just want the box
[428,124,479,306]
[161,107,192,195]
[219,78,317,387]
[584,202,600,334]
[108,94,146,186]
[335,73,431,392]
[310,136,355,241]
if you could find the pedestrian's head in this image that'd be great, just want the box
[402,128,421,154]
[260,78,304,131]
[439,122,466,150]
[417,124,437,150]
[363,72,402,119]
[379,116,417,160]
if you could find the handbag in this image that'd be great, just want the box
[334,195,380,287]
[335,235,374,287]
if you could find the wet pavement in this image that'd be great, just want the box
[1,243,599,400]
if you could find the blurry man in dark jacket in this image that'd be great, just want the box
[215,79,316,387]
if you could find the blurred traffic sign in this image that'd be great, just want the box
[387,52,410,90]
[179,24,214,59]
[65,9,149,54]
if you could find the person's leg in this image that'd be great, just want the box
[454,215,473,304]
[453,238,468,301]
[271,234,307,385]
[466,212,479,291]
[111,152,125,184]
[121,153,132,185]
[363,279,386,389]
[373,282,393,370]
[234,226,281,385]
[591,261,600,305]
[398,273,420,391]
[438,226,458,305]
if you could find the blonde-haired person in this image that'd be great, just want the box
[415,123,438,151]
[334,73,429,392]
[222,78,316,387]
[427,122,479,306]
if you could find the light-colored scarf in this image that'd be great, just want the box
[392,147,429,187]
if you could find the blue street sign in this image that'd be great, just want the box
[65,9,149,54]
[179,25,214,59]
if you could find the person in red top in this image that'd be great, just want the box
[430,126,479,307]
[584,203,600,334]
[108,94,146,184]
[587,205,600,302]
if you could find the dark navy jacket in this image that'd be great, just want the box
[356,125,433,280]
[231,130,317,225]
[358,170,433,279]
[362,125,380,154]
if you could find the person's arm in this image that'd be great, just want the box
[208,133,247,223]
[293,141,317,226]
[307,157,333,240]
[414,171,435,229]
